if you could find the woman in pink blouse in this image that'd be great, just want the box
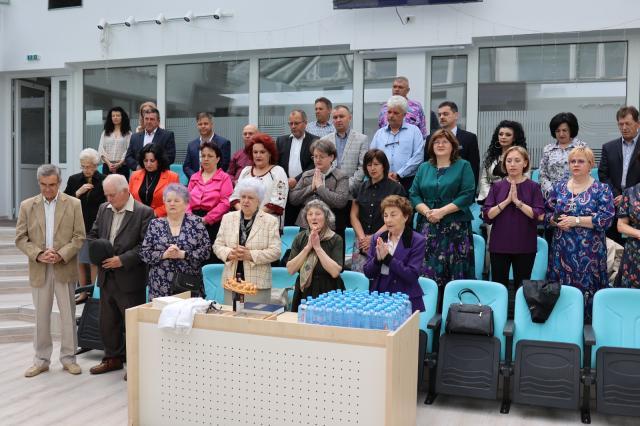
[187,141,233,263]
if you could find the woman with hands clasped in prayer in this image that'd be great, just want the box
[140,184,211,299]
[363,195,426,313]
[287,200,345,312]
[482,146,544,289]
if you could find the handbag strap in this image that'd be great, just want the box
[457,288,482,305]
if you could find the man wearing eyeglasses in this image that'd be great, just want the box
[598,105,640,244]
[370,96,425,191]
[277,109,319,226]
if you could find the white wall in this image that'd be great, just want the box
[1,1,640,72]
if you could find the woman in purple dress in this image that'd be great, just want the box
[545,147,615,321]
[482,146,544,289]
[363,195,426,313]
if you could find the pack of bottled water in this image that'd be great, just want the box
[297,289,412,331]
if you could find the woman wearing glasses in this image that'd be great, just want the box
[546,146,614,321]
[409,129,476,311]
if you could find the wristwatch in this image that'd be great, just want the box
[575,216,580,226]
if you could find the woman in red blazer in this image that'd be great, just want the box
[129,144,179,217]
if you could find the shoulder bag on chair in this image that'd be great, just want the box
[171,272,204,298]
[445,288,494,336]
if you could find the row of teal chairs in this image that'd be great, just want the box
[418,280,640,423]
[473,234,549,281]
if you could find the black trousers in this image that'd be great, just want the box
[489,252,536,289]
[99,275,146,360]
[101,163,130,180]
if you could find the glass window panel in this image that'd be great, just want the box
[20,85,47,164]
[431,56,467,129]
[83,66,157,151]
[478,42,627,168]
[259,55,353,138]
[363,57,396,139]
[59,80,67,163]
[166,61,249,163]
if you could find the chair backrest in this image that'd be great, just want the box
[344,227,355,256]
[170,164,189,186]
[202,263,225,302]
[590,167,599,181]
[440,279,508,359]
[470,202,483,235]
[513,285,584,356]
[592,288,640,368]
[472,234,485,280]
[341,270,369,291]
[413,212,419,230]
[281,226,300,260]
[271,267,298,289]
[531,168,540,182]
[419,277,439,353]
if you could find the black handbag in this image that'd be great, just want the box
[445,288,494,336]
[170,272,204,298]
[522,280,561,323]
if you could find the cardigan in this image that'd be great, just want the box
[409,159,475,224]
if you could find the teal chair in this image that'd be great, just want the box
[93,284,150,302]
[470,203,483,235]
[590,167,599,181]
[271,267,298,310]
[170,164,189,186]
[425,279,508,404]
[344,227,355,256]
[472,234,485,280]
[202,264,224,302]
[341,270,369,291]
[531,168,540,182]
[418,277,439,391]
[502,285,587,417]
[591,288,640,418]
[281,226,300,261]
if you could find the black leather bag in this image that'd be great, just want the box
[522,280,561,323]
[170,272,204,298]
[445,288,494,336]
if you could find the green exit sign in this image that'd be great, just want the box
[27,54,40,61]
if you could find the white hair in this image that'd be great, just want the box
[387,95,408,114]
[103,174,129,192]
[236,177,266,204]
[79,148,100,166]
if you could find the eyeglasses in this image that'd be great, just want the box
[432,140,451,145]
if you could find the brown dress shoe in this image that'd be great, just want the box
[89,358,123,375]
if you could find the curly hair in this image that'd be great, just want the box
[483,120,527,171]
[247,133,278,165]
[103,106,132,136]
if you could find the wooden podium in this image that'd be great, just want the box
[126,300,418,426]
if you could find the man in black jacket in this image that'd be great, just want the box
[598,105,640,243]
[276,109,318,226]
[125,108,175,171]
[424,101,480,192]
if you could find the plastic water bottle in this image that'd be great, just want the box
[298,299,308,323]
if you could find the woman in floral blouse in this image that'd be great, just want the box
[545,147,614,321]
[140,184,211,299]
[616,180,640,288]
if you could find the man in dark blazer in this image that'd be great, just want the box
[87,174,154,377]
[276,109,318,226]
[598,105,640,243]
[125,107,175,171]
[424,101,480,191]
[182,112,231,179]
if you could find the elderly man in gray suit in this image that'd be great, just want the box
[86,174,153,378]
[319,105,369,195]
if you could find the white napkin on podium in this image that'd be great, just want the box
[158,298,211,334]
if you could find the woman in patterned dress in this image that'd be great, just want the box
[140,184,211,299]
[546,147,615,321]
[409,129,476,311]
[616,180,640,287]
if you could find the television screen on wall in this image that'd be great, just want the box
[334,0,482,9]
